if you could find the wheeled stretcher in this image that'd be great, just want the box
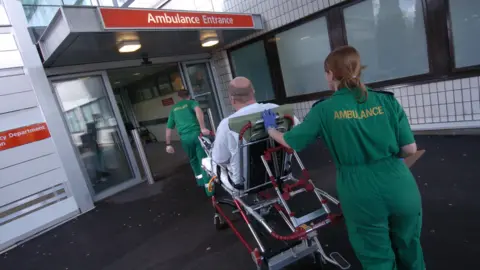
[199,105,350,270]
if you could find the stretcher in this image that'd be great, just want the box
[199,105,350,270]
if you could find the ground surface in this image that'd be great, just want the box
[1,135,479,270]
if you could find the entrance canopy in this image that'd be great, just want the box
[38,7,263,68]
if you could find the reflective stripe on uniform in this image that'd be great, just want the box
[196,174,203,179]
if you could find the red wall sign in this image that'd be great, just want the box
[0,123,51,152]
[162,98,175,106]
[99,8,255,29]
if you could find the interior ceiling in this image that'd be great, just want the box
[107,63,177,88]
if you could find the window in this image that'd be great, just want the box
[230,40,275,101]
[343,0,429,83]
[276,17,331,97]
[449,0,480,68]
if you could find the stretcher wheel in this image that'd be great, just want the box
[214,213,228,231]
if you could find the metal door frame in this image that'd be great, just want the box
[180,60,224,124]
[49,71,143,202]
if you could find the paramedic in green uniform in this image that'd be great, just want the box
[166,90,210,194]
[262,46,425,270]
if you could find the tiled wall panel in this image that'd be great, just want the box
[208,0,480,129]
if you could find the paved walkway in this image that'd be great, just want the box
[1,135,479,270]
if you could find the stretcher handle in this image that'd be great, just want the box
[270,218,331,241]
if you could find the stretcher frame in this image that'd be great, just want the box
[199,106,350,270]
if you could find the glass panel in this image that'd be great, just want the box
[23,5,59,27]
[53,76,134,195]
[449,0,480,68]
[185,63,221,129]
[63,0,92,5]
[116,0,129,6]
[21,0,62,5]
[230,40,275,101]
[170,71,185,91]
[186,63,213,95]
[97,0,116,6]
[344,0,429,83]
[276,17,331,97]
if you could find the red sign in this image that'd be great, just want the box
[0,123,51,151]
[162,98,175,106]
[99,8,255,30]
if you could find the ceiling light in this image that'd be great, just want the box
[133,73,141,76]
[118,40,141,53]
[201,37,219,47]
[114,81,120,84]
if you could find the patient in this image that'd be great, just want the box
[211,77,299,188]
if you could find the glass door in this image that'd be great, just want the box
[181,61,222,131]
[50,71,142,201]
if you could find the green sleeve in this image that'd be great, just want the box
[284,107,323,152]
[190,100,200,109]
[167,109,175,129]
[393,97,415,146]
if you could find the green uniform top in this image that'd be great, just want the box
[167,99,201,137]
[284,88,414,166]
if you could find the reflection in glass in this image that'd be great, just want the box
[230,40,275,101]
[170,71,185,91]
[23,5,59,27]
[276,17,330,97]
[62,0,92,5]
[187,64,213,95]
[186,63,221,130]
[53,76,134,194]
[344,0,429,83]
[449,0,480,68]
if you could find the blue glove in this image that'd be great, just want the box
[262,109,277,130]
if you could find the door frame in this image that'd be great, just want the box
[49,71,143,202]
[180,60,225,123]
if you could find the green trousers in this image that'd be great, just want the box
[337,158,425,270]
[180,132,213,196]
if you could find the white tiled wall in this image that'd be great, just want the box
[383,78,480,129]
[208,0,480,130]
[161,0,480,129]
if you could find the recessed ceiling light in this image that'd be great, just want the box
[201,37,219,47]
[118,40,141,53]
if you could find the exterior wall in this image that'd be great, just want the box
[0,0,93,252]
[207,0,480,130]
[212,0,347,119]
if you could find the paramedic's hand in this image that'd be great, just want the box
[201,128,211,136]
[262,109,277,130]
[166,145,175,154]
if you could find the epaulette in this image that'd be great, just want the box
[371,90,394,96]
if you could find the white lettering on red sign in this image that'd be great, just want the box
[147,12,234,25]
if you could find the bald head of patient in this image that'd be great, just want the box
[228,77,256,111]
